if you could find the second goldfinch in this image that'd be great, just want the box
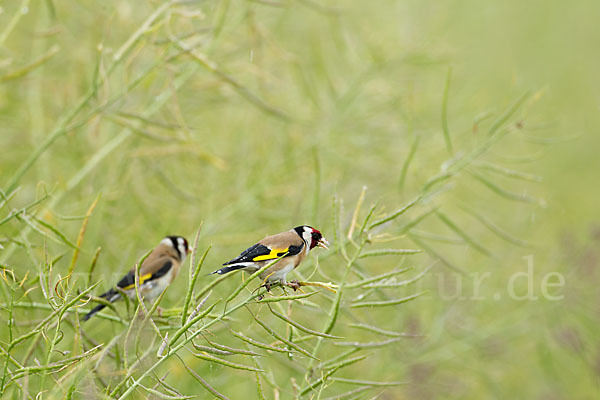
[83,236,190,321]
[212,225,329,289]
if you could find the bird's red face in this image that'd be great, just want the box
[309,228,330,250]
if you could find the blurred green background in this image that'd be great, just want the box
[1,0,599,398]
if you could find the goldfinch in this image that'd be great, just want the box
[83,236,190,321]
[212,226,329,289]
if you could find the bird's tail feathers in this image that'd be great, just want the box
[101,288,122,303]
[82,303,106,321]
[212,264,250,275]
[83,289,121,321]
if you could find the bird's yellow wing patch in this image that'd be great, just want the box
[252,248,288,261]
[121,273,152,290]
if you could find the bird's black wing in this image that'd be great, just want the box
[84,259,173,322]
[223,243,271,265]
[223,243,303,265]
[114,260,173,291]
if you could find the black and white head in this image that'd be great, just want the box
[293,226,329,250]
[161,236,191,262]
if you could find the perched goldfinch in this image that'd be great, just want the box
[83,236,190,321]
[212,226,329,290]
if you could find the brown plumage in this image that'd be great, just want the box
[83,236,190,321]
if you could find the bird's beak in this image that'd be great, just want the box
[317,238,330,250]
[187,247,193,254]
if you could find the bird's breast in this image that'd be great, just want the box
[259,261,295,282]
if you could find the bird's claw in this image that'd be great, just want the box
[285,280,301,291]
[260,282,272,292]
